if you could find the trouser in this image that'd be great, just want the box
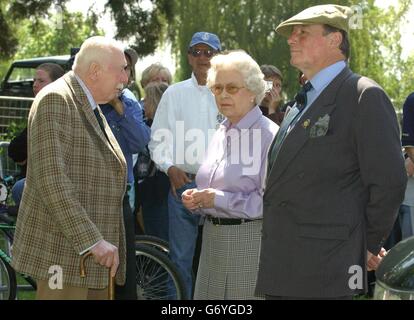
[36,279,107,300]
[11,178,25,206]
[115,194,137,300]
[142,197,169,242]
[168,182,200,299]
[399,204,414,239]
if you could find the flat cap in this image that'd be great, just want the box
[276,4,353,37]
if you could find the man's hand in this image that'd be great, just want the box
[90,239,119,277]
[182,188,197,211]
[182,188,216,211]
[367,248,387,271]
[167,166,191,198]
[405,157,414,176]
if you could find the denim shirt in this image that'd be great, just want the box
[100,89,150,183]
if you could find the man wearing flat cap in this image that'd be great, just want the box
[256,5,407,299]
[149,31,222,299]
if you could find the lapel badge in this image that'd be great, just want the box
[302,119,311,129]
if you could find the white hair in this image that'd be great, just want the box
[73,36,124,74]
[207,50,266,104]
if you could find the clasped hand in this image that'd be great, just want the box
[182,188,216,211]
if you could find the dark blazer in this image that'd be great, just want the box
[256,67,407,298]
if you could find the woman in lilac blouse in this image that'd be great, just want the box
[182,50,278,299]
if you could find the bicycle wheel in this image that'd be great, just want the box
[135,243,186,300]
[135,235,169,254]
[0,255,16,300]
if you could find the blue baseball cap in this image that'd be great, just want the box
[189,32,221,51]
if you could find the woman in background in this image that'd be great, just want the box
[140,63,172,89]
[8,63,65,205]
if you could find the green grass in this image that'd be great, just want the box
[1,229,35,300]
[15,275,35,300]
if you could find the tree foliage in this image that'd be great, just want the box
[15,9,101,59]
[0,6,100,81]
[1,0,412,109]
[156,0,413,109]
[105,0,173,57]
[0,0,58,59]
[348,0,414,109]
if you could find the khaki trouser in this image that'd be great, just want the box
[36,279,107,300]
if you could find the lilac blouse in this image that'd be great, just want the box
[195,106,278,219]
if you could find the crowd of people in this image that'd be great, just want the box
[6,4,413,300]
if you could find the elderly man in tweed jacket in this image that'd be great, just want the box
[11,36,129,300]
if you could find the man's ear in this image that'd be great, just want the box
[89,62,100,81]
[328,32,342,49]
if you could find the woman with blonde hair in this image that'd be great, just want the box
[140,63,172,89]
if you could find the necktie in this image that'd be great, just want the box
[294,81,313,112]
[94,108,109,141]
[268,81,313,170]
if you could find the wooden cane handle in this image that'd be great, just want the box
[80,251,115,300]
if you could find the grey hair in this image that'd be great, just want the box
[73,36,124,74]
[207,50,266,104]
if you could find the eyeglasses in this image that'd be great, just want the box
[210,84,245,96]
[188,49,218,58]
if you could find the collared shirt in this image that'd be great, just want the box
[148,73,220,174]
[297,60,346,123]
[74,73,98,110]
[195,106,278,219]
[100,89,150,183]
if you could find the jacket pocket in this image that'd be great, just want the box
[298,223,349,241]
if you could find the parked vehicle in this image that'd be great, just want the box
[0,55,72,98]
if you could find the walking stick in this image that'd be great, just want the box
[80,251,115,300]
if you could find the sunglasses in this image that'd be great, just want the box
[210,84,245,96]
[188,49,218,58]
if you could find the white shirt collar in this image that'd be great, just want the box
[74,73,98,110]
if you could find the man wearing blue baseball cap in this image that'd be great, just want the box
[149,31,222,299]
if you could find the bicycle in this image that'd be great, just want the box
[0,176,37,300]
[0,177,185,300]
[134,235,188,300]
[135,234,169,254]
[1,217,185,300]
[0,207,37,300]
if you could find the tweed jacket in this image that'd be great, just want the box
[11,71,128,289]
[256,67,407,298]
